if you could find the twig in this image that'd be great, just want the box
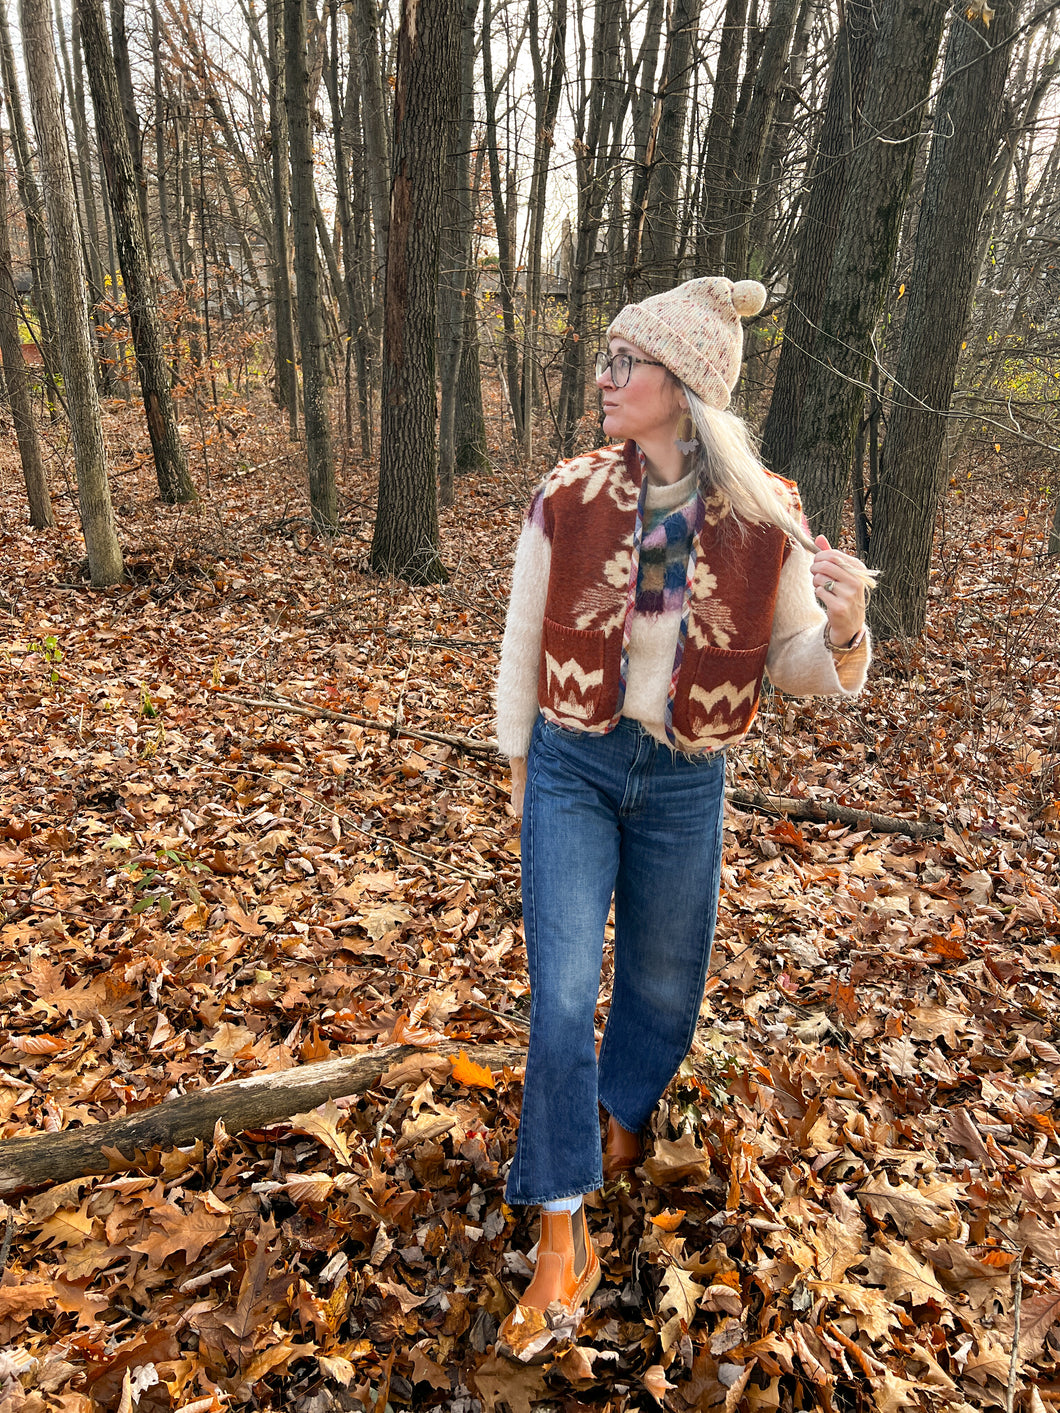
[223,692,498,761]
[1006,1250,1023,1413]
[726,788,943,839]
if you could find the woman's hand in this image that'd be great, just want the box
[509,757,527,818]
[811,535,867,647]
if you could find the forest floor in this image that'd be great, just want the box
[1,386,1059,1413]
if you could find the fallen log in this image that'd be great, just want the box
[727,789,943,840]
[0,1041,523,1196]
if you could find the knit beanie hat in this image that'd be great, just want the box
[607,277,767,410]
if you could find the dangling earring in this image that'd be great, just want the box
[675,412,699,457]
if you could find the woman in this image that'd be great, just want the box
[493,277,873,1353]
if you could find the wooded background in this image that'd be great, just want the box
[1,0,1058,624]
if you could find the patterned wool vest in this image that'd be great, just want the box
[530,440,797,752]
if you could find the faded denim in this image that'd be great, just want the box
[505,714,725,1205]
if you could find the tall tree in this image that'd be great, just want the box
[724,0,801,280]
[79,0,196,504]
[20,0,123,585]
[370,0,460,582]
[0,0,59,387]
[0,123,53,527]
[519,0,566,456]
[556,0,633,454]
[869,2,1014,636]
[785,0,949,540]
[637,0,703,292]
[481,0,525,443]
[695,0,748,274]
[438,0,480,500]
[761,0,877,474]
[267,0,297,433]
[285,0,337,529]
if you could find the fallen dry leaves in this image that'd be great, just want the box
[0,391,1058,1412]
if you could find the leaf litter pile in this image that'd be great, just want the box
[1,400,1059,1413]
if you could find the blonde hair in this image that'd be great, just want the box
[682,386,879,593]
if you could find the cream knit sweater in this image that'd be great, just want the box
[496,471,870,759]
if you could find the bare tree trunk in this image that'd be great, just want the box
[787,0,948,542]
[370,0,460,583]
[868,2,1013,637]
[748,0,813,276]
[760,0,877,476]
[285,0,336,529]
[519,0,566,458]
[267,0,298,435]
[349,0,390,307]
[695,0,748,274]
[0,0,59,391]
[725,0,801,281]
[438,0,479,503]
[79,0,196,504]
[638,0,703,292]
[0,126,53,526]
[108,0,150,252]
[557,0,631,455]
[151,0,180,287]
[481,0,524,444]
[344,17,376,456]
[20,0,123,585]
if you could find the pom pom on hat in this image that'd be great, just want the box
[607,276,767,409]
[731,280,767,317]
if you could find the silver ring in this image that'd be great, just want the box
[823,578,836,593]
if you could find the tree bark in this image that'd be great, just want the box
[0,0,60,394]
[724,0,801,281]
[481,0,524,444]
[0,126,53,527]
[20,0,124,586]
[108,0,150,253]
[454,243,488,473]
[370,0,459,584]
[760,0,877,476]
[518,0,566,458]
[556,0,632,455]
[0,1043,525,1195]
[79,0,196,504]
[438,0,479,502]
[151,0,180,288]
[349,0,390,294]
[639,0,703,292]
[868,3,1013,638]
[267,0,298,434]
[695,0,748,275]
[285,0,337,529]
[785,0,948,541]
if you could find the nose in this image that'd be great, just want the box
[596,360,614,389]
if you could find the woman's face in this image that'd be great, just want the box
[596,339,685,447]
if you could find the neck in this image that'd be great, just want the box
[638,435,692,486]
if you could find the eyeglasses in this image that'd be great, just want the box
[595,351,664,388]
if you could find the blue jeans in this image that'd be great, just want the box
[505,715,726,1205]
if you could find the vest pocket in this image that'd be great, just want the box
[675,641,769,743]
[540,619,607,723]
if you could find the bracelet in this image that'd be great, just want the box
[824,623,867,655]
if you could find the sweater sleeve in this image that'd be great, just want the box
[765,542,871,697]
[495,515,552,757]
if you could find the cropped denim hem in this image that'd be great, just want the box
[505,716,725,1206]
